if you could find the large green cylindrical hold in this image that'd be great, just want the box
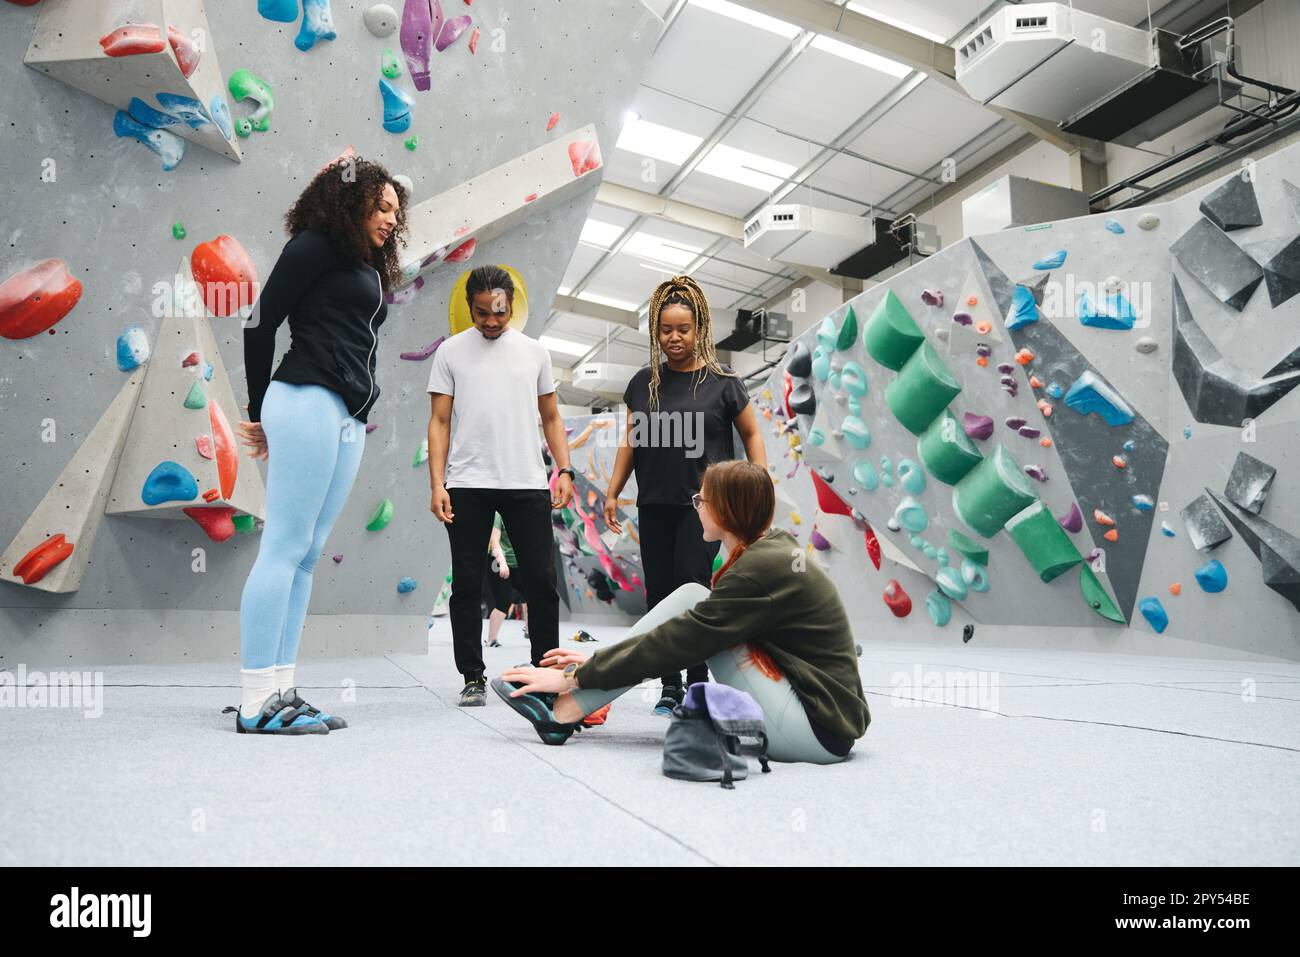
[1005,499,1082,582]
[918,409,983,485]
[884,341,962,435]
[1079,564,1125,623]
[863,289,924,371]
[952,444,1037,538]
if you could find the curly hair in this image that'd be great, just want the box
[283,156,408,290]
[644,275,734,411]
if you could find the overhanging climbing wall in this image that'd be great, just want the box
[0,0,663,665]
[758,141,1300,662]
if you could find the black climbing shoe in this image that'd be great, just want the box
[281,687,348,730]
[489,679,579,746]
[459,677,488,707]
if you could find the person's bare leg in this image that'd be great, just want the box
[486,608,505,644]
[553,693,583,723]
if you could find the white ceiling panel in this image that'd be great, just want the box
[804,151,917,209]
[746,42,907,144]
[640,2,795,113]
[847,0,976,43]
[587,201,642,230]
[669,172,772,217]
[846,78,1000,173]
[558,243,610,291]
[602,148,685,193]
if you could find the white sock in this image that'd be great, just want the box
[275,664,296,696]
[240,666,278,719]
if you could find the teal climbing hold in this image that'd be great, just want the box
[808,428,825,446]
[1138,596,1168,633]
[184,380,207,409]
[1194,559,1228,593]
[1104,218,1125,235]
[847,395,862,417]
[840,416,870,450]
[897,458,926,495]
[908,533,924,548]
[894,496,927,533]
[923,544,938,560]
[817,316,838,353]
[880,455,895,488]
[937,547,950,566]
[828,371,842,391]
[836,305,858,351]
[840,361,868,397]
[960,557,989,593]
[811,346,830,382]
[852,459,879,491]
[141,461,199,506]
[935,565,967,601]
[925,590,952,626]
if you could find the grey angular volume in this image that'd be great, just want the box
[1260,236,1300,308]
[1170,218,1264,311]
[1180,493,1233,552]
[969,240,1016,318]
[1198,174,1263,232]
[1206,489,1300,613]
[1170,275,1300,425]
[1223,451,1276,514]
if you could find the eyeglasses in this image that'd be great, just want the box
[691,493,706,510]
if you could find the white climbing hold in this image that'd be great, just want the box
[364,3,399,37]
[1135,336,1158,354]
[935,327,949,341]
[1137,213,1160,231]
[393,173,414,197]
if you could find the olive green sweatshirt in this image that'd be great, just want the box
[576,529,870,743]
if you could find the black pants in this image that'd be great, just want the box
[446,488,557,679]
[637,503,720,690]
[483,560,523,614]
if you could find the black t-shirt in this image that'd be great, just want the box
[622,363,750,506]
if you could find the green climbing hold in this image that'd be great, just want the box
[952,444,1037,538]
[1079,563,1125,623]
[836,304,858,351]
[235,117,253,138]
[232,514,257,534]
[884,341,962,435]
[412,439,428,466]
[228,68,274,133]
[405,135,419,151]
[172,222,187,240]
[863,288,924,371]
[366,498,394,531]
[183,380,207,409]
[918,409,983,486]
[1004,499,1083,582]
[948,529,988,566]
[381,48,402,79]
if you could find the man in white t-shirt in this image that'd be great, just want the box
[427,265,575,706]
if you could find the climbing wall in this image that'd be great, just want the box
[758,141,1300,662]
[0,0,662,665]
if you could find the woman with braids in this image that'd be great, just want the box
[494,461,870,763]
[603,275,768,715]
[226,157,407,735]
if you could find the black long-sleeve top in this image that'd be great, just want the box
[243,229,388,423]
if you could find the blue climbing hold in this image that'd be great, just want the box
[1161,521,1176,537]
[112,110,187,171]
[258,0,299,22]
[1138,596,1169,633]
[203,362,214,381]
[926,591,952,626]
[1132,494,1154,511]
[897,458,926,495]
[1183,425,1193,439]
[296,0,338,51]
[154,93,211,130]
[380,78,413,133]
[141,461,199,506]
[1104,218,1125,235]
[1046,382,1064,399]
[1194,559,1228,593]
[128,96,182,129]
[397,576,418,594]
[1123,440,1135,452]
[1063,370,1135,426]
[116,325,149,371]
[1007,284,1039,330]
[1033,250,1067,270]
[210,94,234,141]
[1078,291,1137,330]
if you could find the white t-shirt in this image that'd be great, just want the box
[427,326,556,489]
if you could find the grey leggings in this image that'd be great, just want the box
[569,583,845,764]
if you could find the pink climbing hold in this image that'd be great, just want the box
[400,336,446,361]
[468,27,479,54]
[445,238,476,263]
[195,435,214,459]
[1058,502,1083,533]
[568,139,602,177]
[1094,509,1115,527]
[167,24,201,78]
[547,111,561,131]
[524,192,538,203]
[963,413,994,440]
[436,13,473,51]
[365,422,379,433]
[183,506,237,543]
[99,24,166,57]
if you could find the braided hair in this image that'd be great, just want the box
[645,275,734,411]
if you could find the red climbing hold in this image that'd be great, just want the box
[809,469,852,517]
[13,533,75,585]
[182,351,199,367]
[99,24,166,57]
[202,488,220,502]
[782,369,794,419]
[0,259,83,339]
[209,400,238,500]
[167,24,201,78]
[547,111,561,131]
[568,139,602,177]
[863,524,882,570]
[183,506,237,543]
[883,579,912,618]
[191,235,258,317]
[523,192,538,203]
[445,238,476,263]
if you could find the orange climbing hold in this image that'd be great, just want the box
[183,506,237,542]
[966,295,978,306]
[975,321,991,334]
[1038,399,1053,417]
[191,235,258,317]
[202,488,220,502]
[0,259,83,339]
[1029,375,1044,389]
[1094,509,1115,526]
[1039,437,1053,448]
[976,356,988,367]
[13,533,75,585]
[1169,582,1182,596]
[883,579,912,618]
[209,400,238,499]
[99,24,165,57]
[1015,348,1035,365]
[1112,455,1127,469]
[1104,529,1119,542]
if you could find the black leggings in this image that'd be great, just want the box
[483,560,524,615]
[636,503,720,690]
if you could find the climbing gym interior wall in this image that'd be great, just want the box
[759,141,1300,662]
[0,0,662,665]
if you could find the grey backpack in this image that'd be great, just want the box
[662,683,771,789]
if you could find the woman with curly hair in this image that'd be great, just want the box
[227,156,407,735]
[603,275,767,715]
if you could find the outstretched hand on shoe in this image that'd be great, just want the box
[539,648,590,669]
[501,665,573,696]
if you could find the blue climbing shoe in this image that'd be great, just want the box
[489,678,578,746]
[282,687,348,730]
[222,692,328,735]
[653,684,683,717]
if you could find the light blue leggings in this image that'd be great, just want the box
[569,584,844,764]
[239,381,366,669]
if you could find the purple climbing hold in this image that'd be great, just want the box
[400,335,445,361]
[332,553,344,563]
[1058,502,1083,533]
[997,363,1014,375]
[365,422,379,434]
[922,289,944,307]
[962,413,994,441]
[952,312,973,326]
[435,12,472,50]
[401,0,440,91]
[1017,426,1041,439]
[1000,376,1017,389]
[975,344,992,358]
[1024,464,1048,483]
[1005,416,1027,430]
[810,528,831,551]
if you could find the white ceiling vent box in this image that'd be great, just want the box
[954,2,1150,123]
[743,204,875,270]
[571,362,642,397]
